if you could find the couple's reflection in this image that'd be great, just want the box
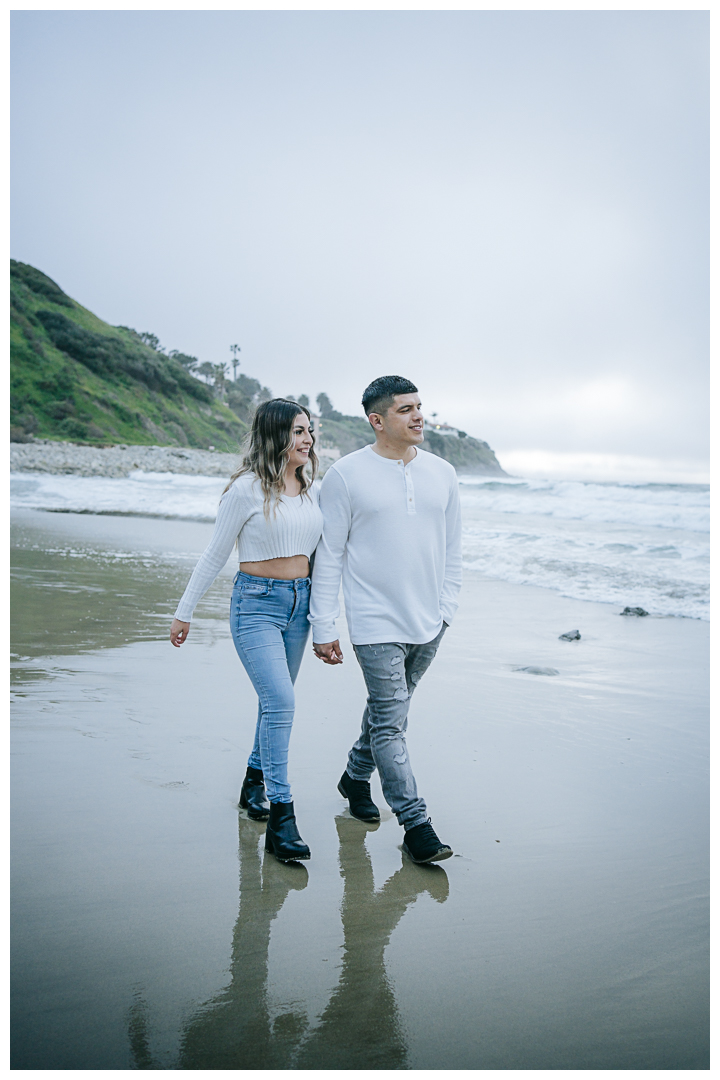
[174,812,449,1069]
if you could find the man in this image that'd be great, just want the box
[310,375,462,864]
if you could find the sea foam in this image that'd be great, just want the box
[11,469,710,620]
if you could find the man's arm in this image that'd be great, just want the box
[308,468,352,661]
[439,473,463,625]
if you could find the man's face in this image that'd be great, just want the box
[371,392,424,446]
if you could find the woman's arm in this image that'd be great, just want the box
[172,483,252,627]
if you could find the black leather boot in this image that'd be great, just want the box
[337,770,381,822]
[401,819,453,864]
[265,801,311,862]
[239,766,270,821]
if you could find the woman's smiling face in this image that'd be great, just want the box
[286,412,314,471]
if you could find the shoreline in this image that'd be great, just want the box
[10,464,709,621]
[10,438,340,478]
[13,515,705,624]
[9,439,511,480]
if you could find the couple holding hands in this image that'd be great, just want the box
[170,375,462,866]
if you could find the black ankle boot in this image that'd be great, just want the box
[337,770,380,822]
[401,819,453,864]
[265,801,311,862]
[239,766,270,821]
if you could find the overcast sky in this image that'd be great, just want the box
[11,10,709,481]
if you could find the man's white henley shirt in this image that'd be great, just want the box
[309,444,462,646]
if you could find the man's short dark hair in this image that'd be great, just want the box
[362,375,418,417]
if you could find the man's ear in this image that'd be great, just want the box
[368,412,384,432]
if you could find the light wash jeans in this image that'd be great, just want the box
[348,624,447,830]
[230,571,311,804]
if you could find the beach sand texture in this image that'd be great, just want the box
[11,508,709,1070]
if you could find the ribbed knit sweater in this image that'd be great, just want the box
[174,474,323,622]
[308,445,462,646]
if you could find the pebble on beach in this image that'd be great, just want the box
[512,666,560,676]
[620,607,650,617]
[559,629,581,641]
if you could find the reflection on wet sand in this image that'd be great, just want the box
[177,815,309,1070]
[295,816,448,1069]
[131,814,449,1069]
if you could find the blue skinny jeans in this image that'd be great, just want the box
[230,571,311,804]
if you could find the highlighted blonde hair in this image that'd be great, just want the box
[223,398,317,513]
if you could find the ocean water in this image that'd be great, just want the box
[10,470,709,620]
[457,477,709,621]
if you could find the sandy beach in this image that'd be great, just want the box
[11,507,709,1070]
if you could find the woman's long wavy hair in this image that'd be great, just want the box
[222,398,318,514]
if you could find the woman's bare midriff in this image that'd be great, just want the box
[239,555,310,580]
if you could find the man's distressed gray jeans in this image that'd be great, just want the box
[348,624,447,830]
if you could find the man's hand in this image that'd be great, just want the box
[170,619,190,647]
[313,639,344,665]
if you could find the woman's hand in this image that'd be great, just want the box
[170,619,190,647]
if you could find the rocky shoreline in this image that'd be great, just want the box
[10,439,339,479]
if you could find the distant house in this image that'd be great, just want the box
[429,422,460,437]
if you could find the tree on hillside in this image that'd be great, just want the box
[138,331,164,352]
[196,361,216,386]
[316,392,343,420]
[213,363,230,399]
[225,373,274,424]
[169,351,198,371]
[298,394,310,408]
[234,373,272,404]
[230,344,241,380]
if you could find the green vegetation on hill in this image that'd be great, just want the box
[10,260,259,450]
[10,260,506,474]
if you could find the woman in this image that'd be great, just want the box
[170,399,322,862]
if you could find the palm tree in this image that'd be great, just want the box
[213,362,231,399]
[230,344,241,381]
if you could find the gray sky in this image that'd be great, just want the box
[11,10,709,480]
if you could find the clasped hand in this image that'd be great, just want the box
[312,639,344,665]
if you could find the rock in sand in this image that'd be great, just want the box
[512,666,559,676]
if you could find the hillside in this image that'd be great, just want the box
[316,406,507,475]
[10,260,255,451]
[10,259,507,475]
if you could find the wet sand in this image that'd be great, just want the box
[11,508,709,1069]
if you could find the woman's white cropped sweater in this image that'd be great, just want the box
[174,474,323,622]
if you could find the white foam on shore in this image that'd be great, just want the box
[457,476,709,532]
[11,469,709,620]
[10,470,227,521]
[458,477,709,620]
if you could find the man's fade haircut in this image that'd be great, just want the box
[362,375,418,418]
